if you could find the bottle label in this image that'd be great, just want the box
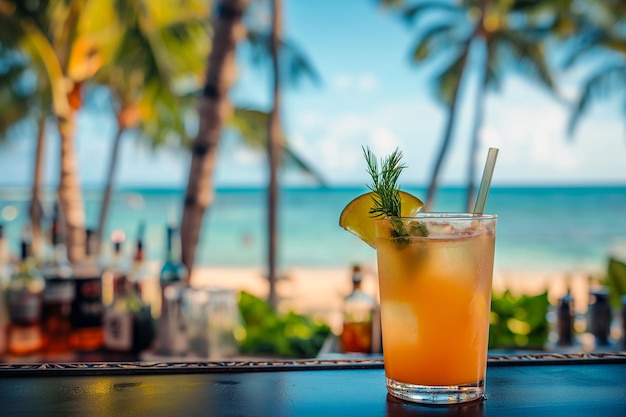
[71,277,103,329]
[104,310,133,351]
[43,277,75,303]
[7,290,42,324]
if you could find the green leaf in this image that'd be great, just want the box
[605,257,626,307]
[489,290,549,350]
[237,291,330,357]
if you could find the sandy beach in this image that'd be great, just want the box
[189,263,599,334]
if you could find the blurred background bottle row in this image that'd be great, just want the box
[0,211,244,361]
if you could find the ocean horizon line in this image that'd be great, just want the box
[1,182,625,195]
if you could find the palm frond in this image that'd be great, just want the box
[230,107,326,185]
[244,29,320,87]
[18,18,69,118]
[484,44,502,91]
[402,0,461,25]
[410,20,462,63]
[136,80,195,148]
[281,146,327,186]
[434,41,471,106]
[568,63,626,136]
[231,107,268,149]
[562,29,612,69]
[282,39,321,87]
[601,34,626,55]
[492,30,554,91]
[509,0,574,15]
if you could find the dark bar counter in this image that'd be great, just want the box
[1,352,625,416]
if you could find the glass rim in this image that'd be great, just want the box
[376,213,497,221]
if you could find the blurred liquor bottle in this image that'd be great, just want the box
[341,265,377,354]
[155,225,189,357]
[70,229,104,351]
[6,235,45,355]
[103,238,153,356]
[556,291,575,347]
[128,223,156,348]
[128,223,159,321]
[0,224,11,355]
[40,206,75,354]
[101,230,127,309]
[588,288,612,349]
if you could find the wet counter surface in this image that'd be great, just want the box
[1,353,625,416]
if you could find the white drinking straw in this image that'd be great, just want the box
[473,147,499,215]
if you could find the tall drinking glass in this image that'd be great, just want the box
[375,213,496,404]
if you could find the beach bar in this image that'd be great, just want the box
[2,0,626,415]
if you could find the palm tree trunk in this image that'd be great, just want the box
[266,0,282,310]
[96,124,124,255]
[423,45,471,212]
[56,109,85,264]
[29,115,46,258]
[180,0,249,274]
[464,42,488,212]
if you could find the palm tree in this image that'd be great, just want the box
[0,44,47,254]
[0,0,67,256]
[266,0,282,310]
[181,0,251,274]
[181,0,323,307]
[392,0,561,211]
[241,2,322,308]
[562,0,626,136]
[228,106,326,309]
[93,0,210,253]
[44,0,93,263]
[1,0,118,262]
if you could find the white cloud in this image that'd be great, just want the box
[477,82,626,184]
[296,110,324,130]
[330,74,353,91]
[478,125,502,149]
[330,72,380,94]
[233,147,263,165]
[356,73,379,93]
[370,127,400,155]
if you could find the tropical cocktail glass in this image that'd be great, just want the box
[375,213,496,404]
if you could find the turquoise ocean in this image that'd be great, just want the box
[1,186,625,273]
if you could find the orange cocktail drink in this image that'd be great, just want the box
[375,214,496,404]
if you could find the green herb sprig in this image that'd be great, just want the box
[363,146,427,243]
[363,146,405,218]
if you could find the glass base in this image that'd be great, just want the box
[386,377,485,405]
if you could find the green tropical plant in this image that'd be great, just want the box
[238,291,331,357]
[489,290,550,350]
[603,257,626,308]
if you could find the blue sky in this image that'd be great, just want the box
[1,0,625,188]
